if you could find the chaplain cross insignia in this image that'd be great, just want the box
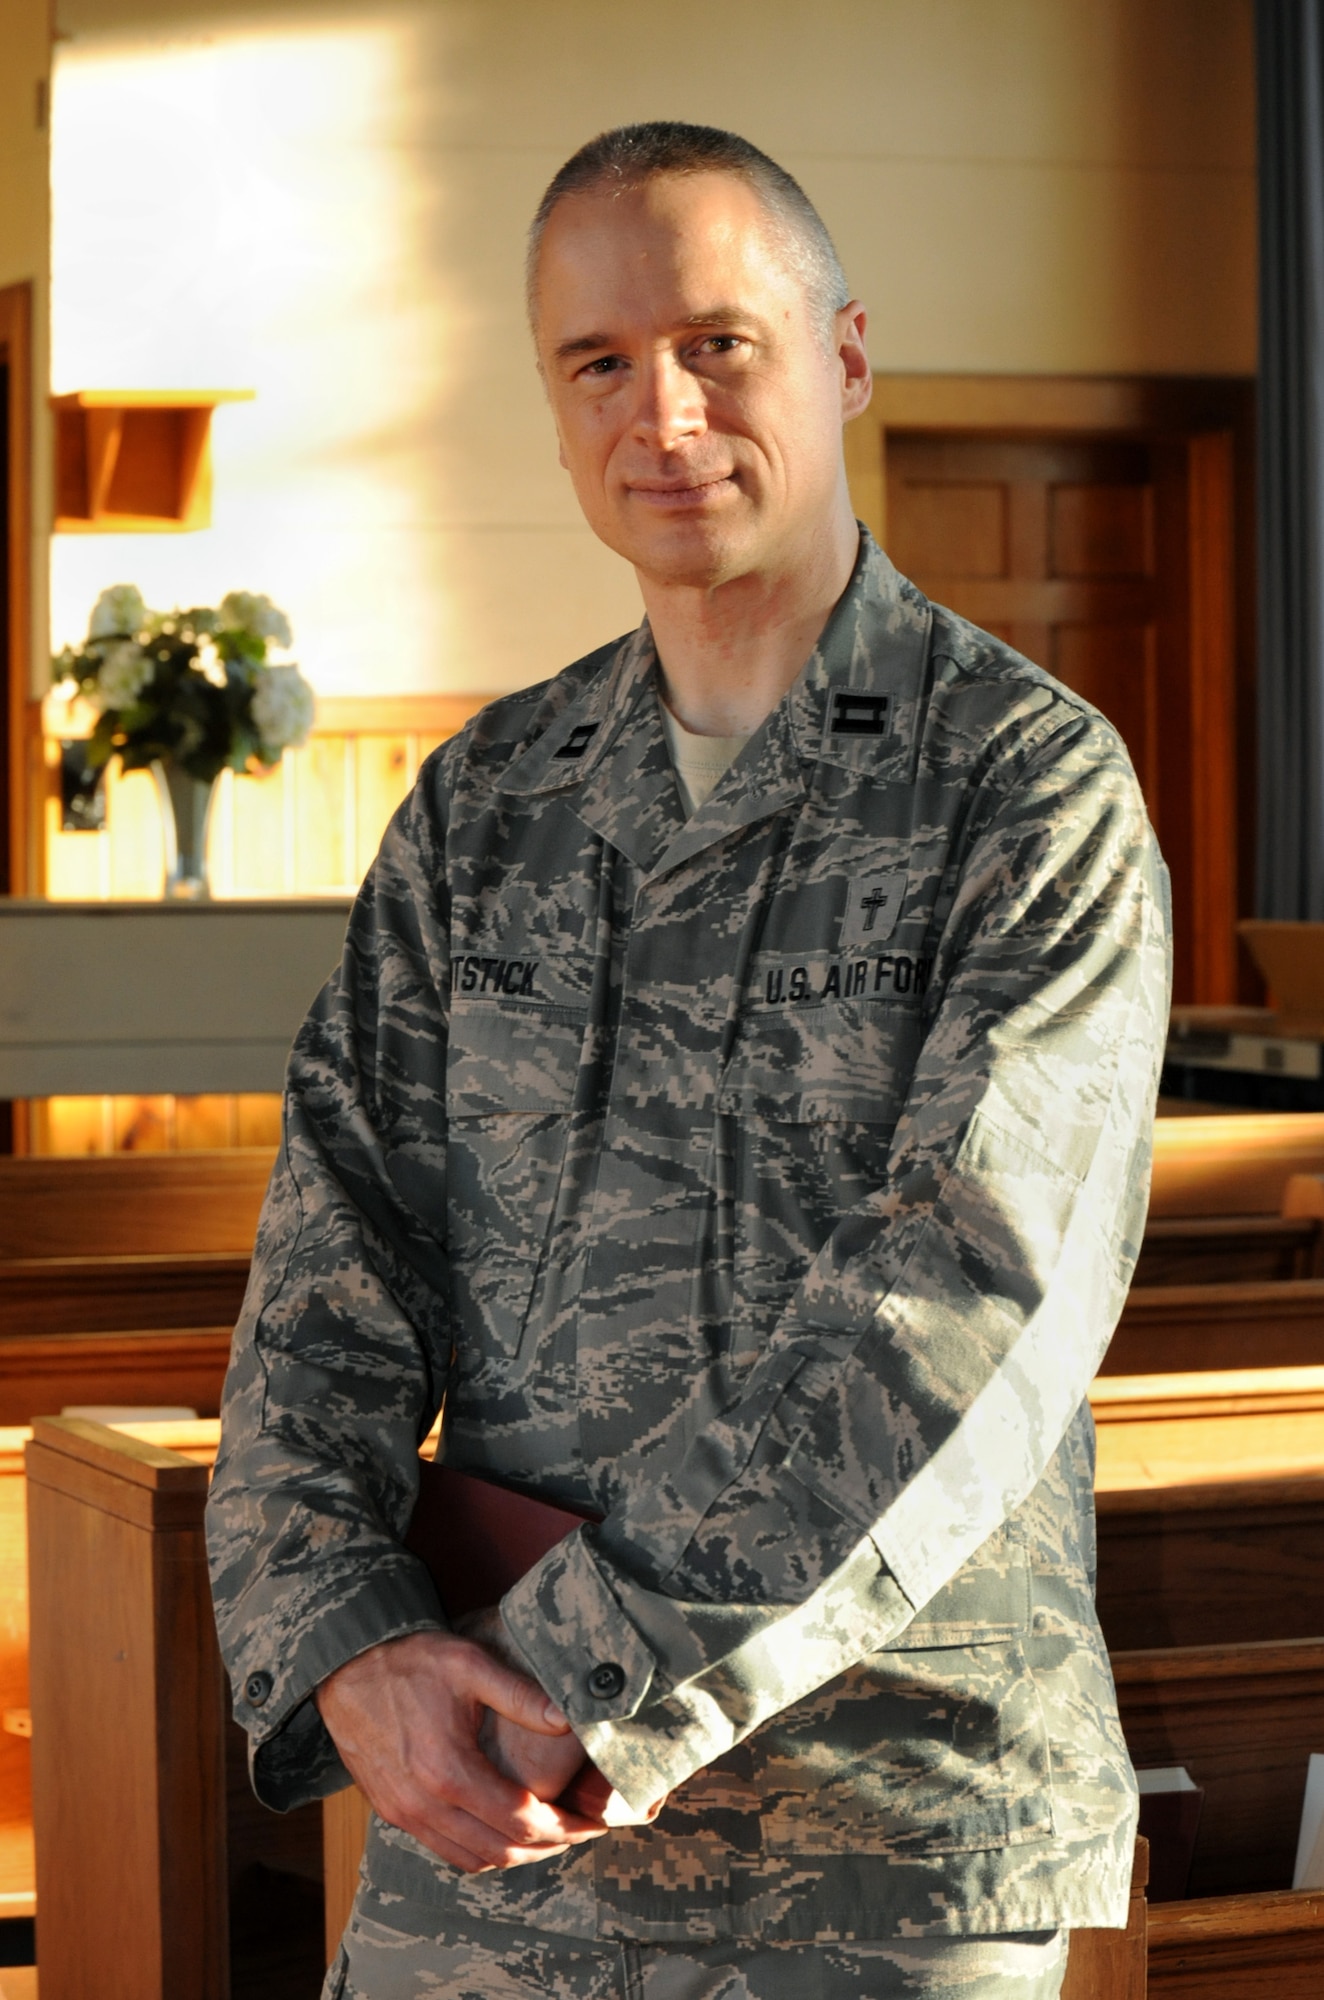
[840,871,905,951]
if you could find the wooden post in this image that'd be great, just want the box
[322,1785,372,1963]
[26,1416,228,2000]
[1062,1835,1149,2000]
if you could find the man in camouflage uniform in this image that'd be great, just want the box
[208,123,1170,1999]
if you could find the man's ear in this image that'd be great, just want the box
[558,438,569,470]
[837,302,872,422]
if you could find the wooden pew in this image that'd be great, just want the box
[0,1431,32,1928]
[22,1419,1149,2000]
[1061,1838,1149,2000]
[1093,1371,1324,1649]
[0,1152,258,1436]
[1103,1279,1324,1376]
[25,1418,324,2000]
[0,1151,257,1427]
[0,1254,250,1339]
[0,1151,274,1262]
[1126,1114,1324,1289]
[0,1327,232,1426]
[1134,1214,1324,1287]
[1149,1112,1324,1219]
[1115,1638,1324,1995]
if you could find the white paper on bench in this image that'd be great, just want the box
[1293,1752,1324,1888]
[1136,1767,1199,1793]
[61,1405,198,1422]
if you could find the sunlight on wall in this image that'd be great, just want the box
[51,14,486,695]
[48,0,1255,709]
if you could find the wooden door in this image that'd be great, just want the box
[846,377,1252,1006]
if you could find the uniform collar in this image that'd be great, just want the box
[498,527,932,875]
[786,528,932,783]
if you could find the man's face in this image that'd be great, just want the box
[534,172,868,591]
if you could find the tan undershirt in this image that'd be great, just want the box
[658,696,752,817]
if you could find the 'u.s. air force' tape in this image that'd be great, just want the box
[758,952,933,1007]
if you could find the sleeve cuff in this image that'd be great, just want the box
[234,1556,446,1810]
[500,1527,658,1729]
[503,1525,915,1815]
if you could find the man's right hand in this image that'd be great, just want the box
[315,1629,609,1874]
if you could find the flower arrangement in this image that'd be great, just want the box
[52,583,315,784]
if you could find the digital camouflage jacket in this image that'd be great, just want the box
[208,531,1171,1944]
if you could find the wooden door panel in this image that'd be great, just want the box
[1050,482,1155,579]
[886,482,1006,579]
[1053,623,1159,802]
[881,422,1237,1003]
[924,579,1158,626]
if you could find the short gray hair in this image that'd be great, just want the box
[527,121,850,344]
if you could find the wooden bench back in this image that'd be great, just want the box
[0,1255,250,1339]
[24,1416,324,2000]
[1116,1636,1324,1899]
[26,1418,227,2000]
[1104,1279,1324,1376]
[0,1328,232,1426]
[1135,1214,1324,1287]
[1090,1365,1324,1653]
[1150,1113,1324,1219]
[0,1151,274,1262]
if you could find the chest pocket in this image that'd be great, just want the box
[446,998,585,1358]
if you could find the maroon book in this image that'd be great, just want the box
[405,1458,611,1816]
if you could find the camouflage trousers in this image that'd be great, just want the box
[323,1907,1066,1999]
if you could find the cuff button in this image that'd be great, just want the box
[245,1671,274,1707]
[587,1662,625,1700]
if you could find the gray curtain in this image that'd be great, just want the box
[1257,0,1324,915]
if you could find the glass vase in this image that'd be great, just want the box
[151,759,218,900]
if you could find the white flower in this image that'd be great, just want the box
[252,664,314,754]
[195,635,228,687]
[88,584,147,641]
[220,591,293,650]
[90,640,152,713]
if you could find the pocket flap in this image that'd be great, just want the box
[447,1007,583,1114]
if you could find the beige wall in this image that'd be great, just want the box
[48,0,1255,699]
[0,0,51,692]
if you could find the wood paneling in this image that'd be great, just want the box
[41,694,488,905]
[26,1092,283,1157]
